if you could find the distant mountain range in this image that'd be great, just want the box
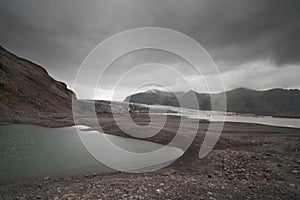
[124,88,300,117]
[1,45,300,120]
[0,46,75,119]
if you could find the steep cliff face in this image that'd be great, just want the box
[0,46,75,119]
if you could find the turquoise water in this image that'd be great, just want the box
[0,125,183,183]
[0,125,111,182]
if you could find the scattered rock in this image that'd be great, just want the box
[156,188,163,194]
[1,122,299,200]
[289,183,295,188]
[162,169,175,176]
[208,174,215,178]
[291,170,298,174]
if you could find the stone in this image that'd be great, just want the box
[291,170,298,174]
[162,169,175,176]
[156,188,163,194]
[289,183,295,187]
[208,174,214,178]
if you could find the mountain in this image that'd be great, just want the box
[2,44,299,120]
[124,89,183,106]
[124,88,300,117]
[0,46,75,120]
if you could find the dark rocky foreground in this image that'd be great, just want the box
[1,114,299,200]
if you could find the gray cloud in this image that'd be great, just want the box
[200,0,300,66]
[0,0,299,99]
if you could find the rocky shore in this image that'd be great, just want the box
[1,113,299,200]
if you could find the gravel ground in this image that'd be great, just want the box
[1,115,299,200]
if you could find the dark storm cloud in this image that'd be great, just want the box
[198,0,300,66]
[150,0,300,67]
[0,0,299,97]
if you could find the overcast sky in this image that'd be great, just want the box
[1,0,300,100]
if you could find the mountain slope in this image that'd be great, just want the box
[0,46,75,119]
[124,90,182,106]
[124,88,300,117]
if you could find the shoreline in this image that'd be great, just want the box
[1,114,299,199]
[1,112,300,129]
